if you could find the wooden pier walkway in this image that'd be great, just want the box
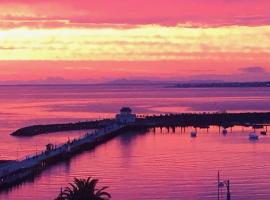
[0,123,127,189]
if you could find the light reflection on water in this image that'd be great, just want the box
[1,126,270,200]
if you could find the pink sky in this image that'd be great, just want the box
[0,0,270,82]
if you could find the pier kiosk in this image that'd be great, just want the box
[116,107,136,124]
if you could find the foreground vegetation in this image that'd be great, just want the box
[55,177,111,200]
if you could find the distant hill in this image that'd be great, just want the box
[104,79,178,85]
[104,79,225,85]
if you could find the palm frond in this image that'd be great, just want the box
[55,177,111,200]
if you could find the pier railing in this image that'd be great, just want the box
[0,123,125,180]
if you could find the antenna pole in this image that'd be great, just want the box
[218,171,220,200]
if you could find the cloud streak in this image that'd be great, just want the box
[1,0,270,28]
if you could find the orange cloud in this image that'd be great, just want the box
[0,25,269,62]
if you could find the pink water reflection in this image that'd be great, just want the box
[1,85,270,199]
[1,125,270,200]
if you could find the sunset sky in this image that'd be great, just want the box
[0,0,270,83]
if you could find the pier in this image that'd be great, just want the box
[3,108,270,190]
[0,123,130,189]
[0,107,141,190]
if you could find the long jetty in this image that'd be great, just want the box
[3,111,270,190]
[0,123,129,189]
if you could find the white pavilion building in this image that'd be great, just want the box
[116,107,136,124]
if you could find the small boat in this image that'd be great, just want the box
[191,131,197,137]
[222,129,228,135]
[260,131,267,135]
[249,132,259,140]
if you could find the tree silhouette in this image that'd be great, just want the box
[55,177,111,200]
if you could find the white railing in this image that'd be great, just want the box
[0,123,125,179]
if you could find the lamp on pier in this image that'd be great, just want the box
[218,171,231,200]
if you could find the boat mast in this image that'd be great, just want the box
[218,171,220,200]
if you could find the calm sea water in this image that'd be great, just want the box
[1,85,270,199]
[1,126,270,200]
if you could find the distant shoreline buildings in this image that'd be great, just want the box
[175,81,270,88]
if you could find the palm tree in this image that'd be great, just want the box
[55,177,111,200]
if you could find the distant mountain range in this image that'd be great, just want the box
[0,78,222,86]
[1,78,270,88]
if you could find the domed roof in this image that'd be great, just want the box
[120,107,132,112]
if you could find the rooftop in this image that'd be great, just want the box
[120,107,132,112]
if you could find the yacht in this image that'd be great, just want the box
[249,132,259,140]
[191,131,197,137]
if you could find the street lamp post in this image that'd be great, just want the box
[225,180,231,200]
[218,171,231,200]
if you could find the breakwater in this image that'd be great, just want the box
[11,112,270,137]
[11,119,114,136]
[139,112,270,128]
